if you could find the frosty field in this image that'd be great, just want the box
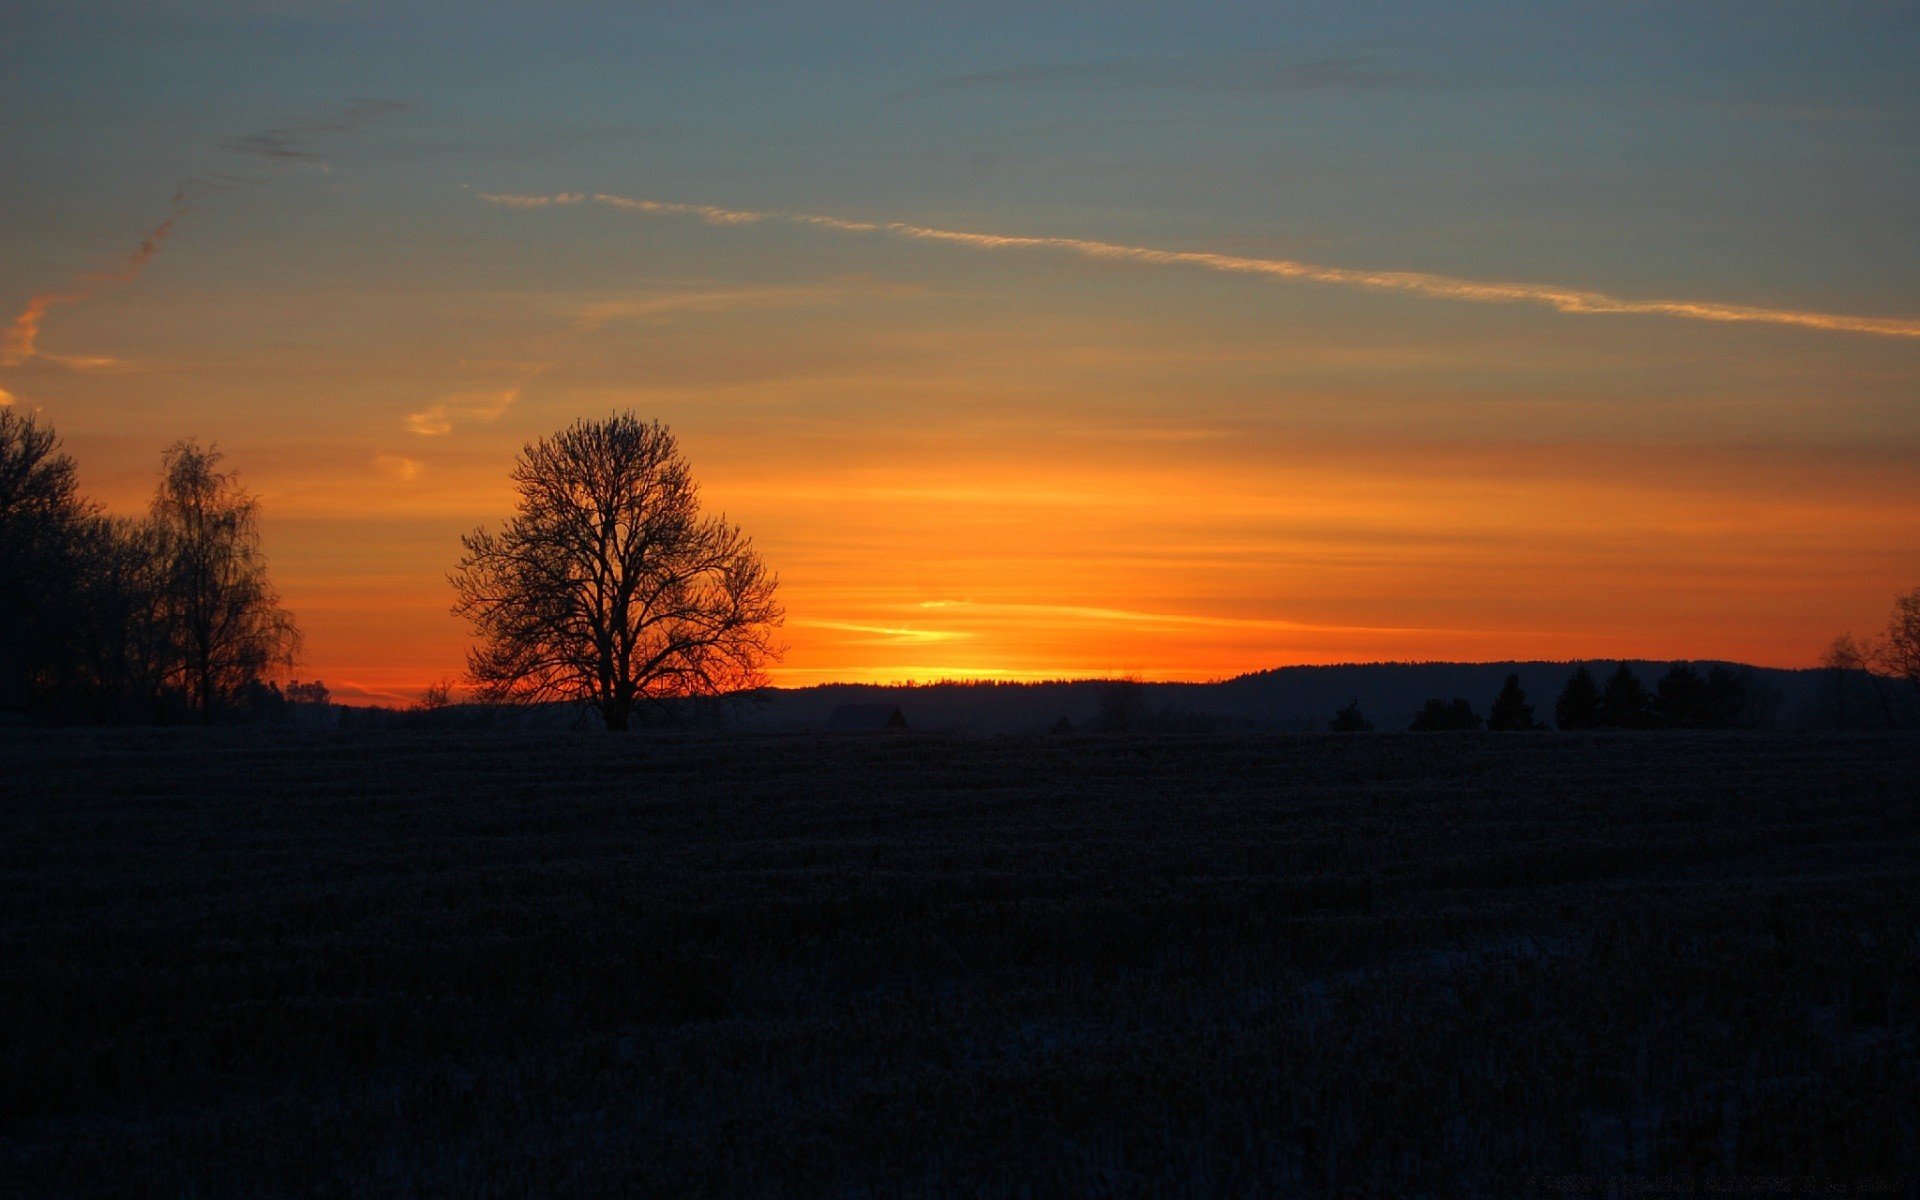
[3,729,1916,1196]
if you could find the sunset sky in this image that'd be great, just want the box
[4,2,1917,703]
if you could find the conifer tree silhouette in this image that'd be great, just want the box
[1555,666,1604,730]
[1487,674,1542,730]
[1601,664,1654,729]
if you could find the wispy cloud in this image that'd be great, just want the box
[1,99,411,368]
[1,293,86,367]
[373,454,424,481]
[917,599,1437,636]
[480,191,1920,341]
[222,98,414,164]
[407,387,523,436]
[793,619,970,644]
[0,387,14,407]
[82,215,179,285]
[891,56,1412,102]
[35,352,154,374]
[475,191,584,208]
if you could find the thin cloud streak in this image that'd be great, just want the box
[4,216,178,366]
[476,192,584,208]
[406,386,525,436]
[82,215,179,285]
[919,599,1443,636]
[795,620,970,643]
[222,98,414,164]
[481,191,1920,341]
[2,293,86,367]
[2,100,410,367]
[374,454,424,481]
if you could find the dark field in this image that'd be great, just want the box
[3,730,1917,1197]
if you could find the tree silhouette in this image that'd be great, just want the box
[1601,664,1653,729]
[1554,666,1603,730]
[0,411,95,712]
[1486,674,1542,730]
[150,441,300,722]
[1654,662,1707,728]
[1879,587,1920,707]
[68,515,171,721]
[1,420,299,723]
[451,414,783,731]
[414,678,455,712]
[1821,635,1869,730]
[1702,664,1754,729]
[1409,697,1482,731]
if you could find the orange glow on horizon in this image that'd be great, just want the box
[220,439,1920,704]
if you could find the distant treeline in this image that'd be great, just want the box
[1,412,297,724]
[745,651,1919,735]
[1339,662,1775,734]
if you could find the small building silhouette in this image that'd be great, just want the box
[826,703,909,732]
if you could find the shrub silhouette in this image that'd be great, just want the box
[1409,697,1482,731]
[1328,700,1373,732]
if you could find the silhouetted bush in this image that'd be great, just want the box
[1328,699,1373,732]
[1409,697,1482,731]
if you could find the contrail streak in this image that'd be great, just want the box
[83,215,179,284]
[3,100,410,369]
[479,190,1920,341]
[3,217,180,366]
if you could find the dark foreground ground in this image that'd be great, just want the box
[2,730,1917,1197]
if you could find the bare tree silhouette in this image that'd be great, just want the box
[450,414,783,730]
[149,441,299,722]
[1878,587,1920,709]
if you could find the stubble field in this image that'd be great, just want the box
[2,729,1917,1196]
